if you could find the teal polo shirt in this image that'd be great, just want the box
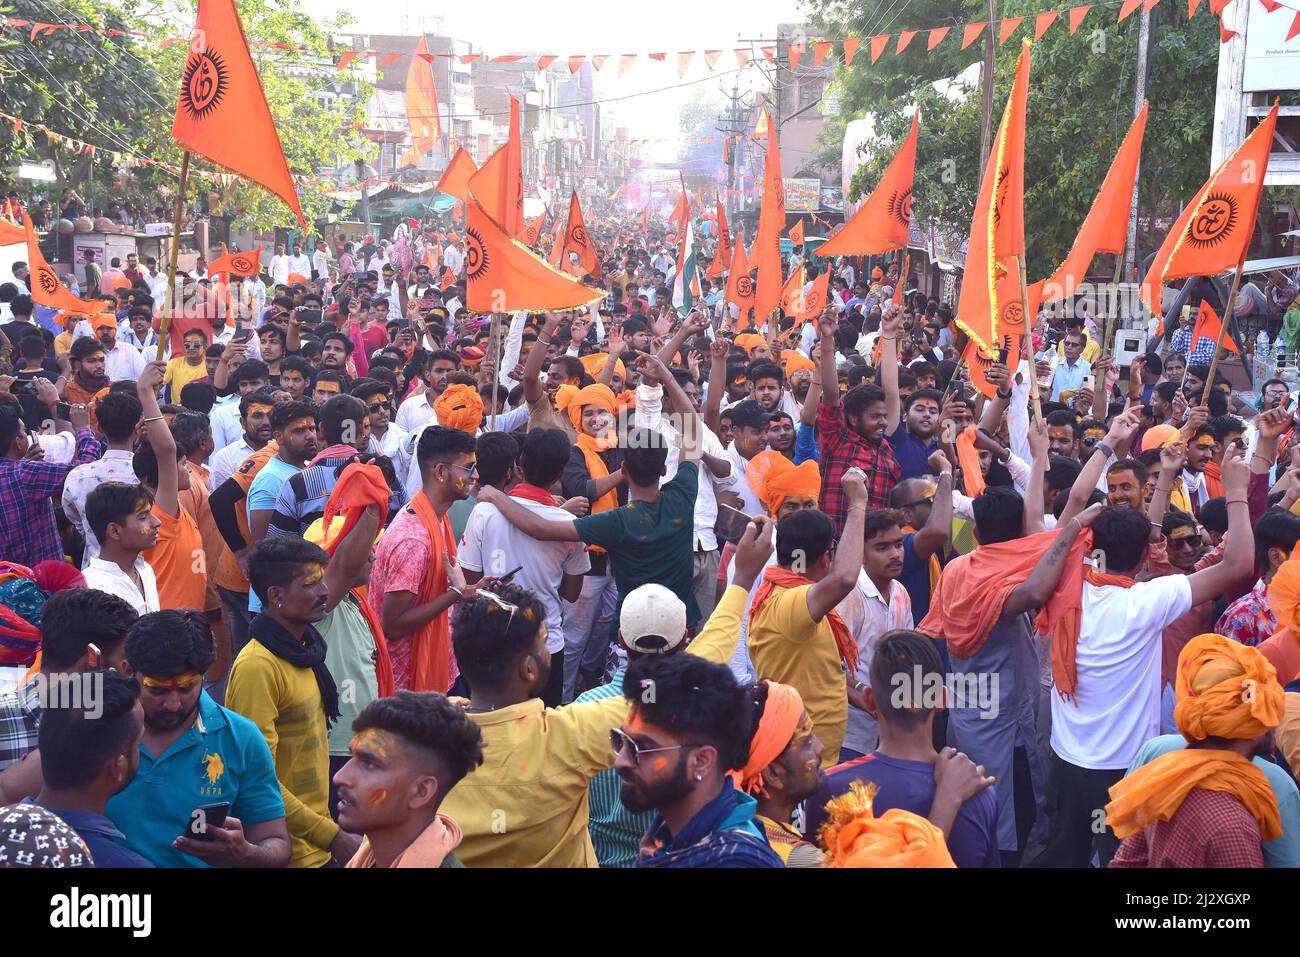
[106,690,285,867]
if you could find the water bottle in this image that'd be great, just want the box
[1275,332,1288,375]
[1258,329,1271,360]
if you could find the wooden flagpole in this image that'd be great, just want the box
[156,150,191,362]
[1018,257,1043,422]
[1199,257,1248,407]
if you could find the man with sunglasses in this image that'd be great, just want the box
[352,377,407,459]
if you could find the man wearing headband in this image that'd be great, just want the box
[228,512,381,868]
[109,610,290,868]
[94,307,146,382]
[1108,634,1288,867]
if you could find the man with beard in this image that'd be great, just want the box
[335,691,485,869]
[228,530,377,868]
[372,426,481,693]
[108,610,290,868]
[319,331,353,379]
[396,349,458,433]
[63,335,111,407]
[439,518,772,867]
[784,350,815,408]
[208,389,276,493]
[1045,409,1081,460]
[747,361,800,422]
[618,652,781,867]
[736,680,825,866]
[34,671,153,867]
[92,310,146,382]
[818,307,899,522]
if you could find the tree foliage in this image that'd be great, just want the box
[805,0,1222,277]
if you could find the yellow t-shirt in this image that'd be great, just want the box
[747,583,847,765]
[226,638,337,867]
[163,356,209,402]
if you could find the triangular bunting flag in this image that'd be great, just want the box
[896,30,918,53]
[1034,10,1060,38]
[813,41,832,66]
[677,51,693,77]
[592,54,608,70]
[927,27,950,50]
[537,54,556,69]
[569,55,585,74]
[704,50,722,70]
[1069,5,1092,32]
[1118,0,1145,22]
[619,53,637,76]
[962,22,987,48]
[999,17,1023,42]
[735,48,750,68]
[843,37,861,63]
[870,34,891,63]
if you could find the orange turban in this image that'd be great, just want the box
[1140,424,1181,452]
[734,333,765,356]
[746,450,821,518]
[1267,558,1300,635]
[1105,634,1284,843]
[434,383,483,433]
[579,353,626,382]
[554,383,580,414]
[818,782,955,868]
[735,682,804,795]
[568,383,617,432]
[89,312,118,335]
[782,349,816,380]
[286,272,309,286]
[109,274,131,291]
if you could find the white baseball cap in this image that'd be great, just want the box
[618,584,687,654]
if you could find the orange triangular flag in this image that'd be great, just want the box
[171,0,305,228]
[537,55,557,70]
[955,40,1031,358]
[813,41,833,66]
[725,232,756,323]
[439,266,455,290]
[870,34,891,63]
[753,109,769,139]
[557,190,601,279]
[817,110,918,258]
[0,218,25,245]
[781,265,807,314]
[789,43,802,70]
[436,147,478,202]
[788,219,805,247]
[1140,101,1279,317]
[754,110,786,324]
[843,37,861,64]
[999,17,1023,42]
[1189,0,1202,14]
[669,176,689,227]
[704,50,722,70]
[464,194,603,312]
[208,242,261,277]
[467,97,524,236]
[677,51,693,77]
[1192,299,1239,354]
[619,53,637,76]
[522,211,546,246]
[735,48,750,68]
[1034,11,1059,38]
[791,269,831,321]
[1288,10,1300,40]
[399,36,441,168]
[927,27,950,50]
[708,201,731,279]
[1117,0,1144,21]
[964,335,1023,398]
[962,22,987,48]
[21,212,105,314]
[569,56,585,74]
[1038,103,1148,307]
[896,30,918,53]
[1069,5,1092,32]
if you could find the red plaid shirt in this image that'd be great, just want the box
[816,400,900,533]
[1110,788,1264,868]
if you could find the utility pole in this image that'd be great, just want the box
[715,75,747,221]
[979,0,997,164]
[1124,9,1154,284]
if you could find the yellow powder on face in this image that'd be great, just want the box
[1168,525,1197,542]
[301,562,326,587]
[141,671,202,691]
[350,728,397,763]
[246,403,274,417]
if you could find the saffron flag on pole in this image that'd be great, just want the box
[436,147,477,202]
[672,218,701,314]
[522,211,547,246]
[467,96,524,236]
[171,0,305,230]
[399,36,441,168]
[1191,299,1239,355]
[816,110,918,258]
[954,40,1031,358]
[792,268,831,321]
[725,232,756,326]
[780,265,807,314]
[558,191,601,279]
[753,109,786,325]
[21,212,107,314]
[1035,101,1148,308]
[708,200,731,279]
[1140,100,1279,318]
[669,173,689,228]
[788,218,805,247]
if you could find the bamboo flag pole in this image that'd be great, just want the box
[1199,257,1248,407]
[1018,257,1043,422]
[488,313,502,430]
[156,150,191,362]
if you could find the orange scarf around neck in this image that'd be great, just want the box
[408,490,457,693]
[749,565,857,674]
[1202,459,1225,500]
[575,430,619,554]
[1106,748,1281,843]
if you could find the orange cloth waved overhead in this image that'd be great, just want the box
[399,36,442,168]
[788,218,805,247]
[954,40,1031,359]
[171,0,305,229]
[1191,299,1238,355]
[1140,101,1279,318]
[436,147,478,202]
[817,110,917,259]
[466,96,523,236]
[208,242,261,278]
[21,212,106,314]
[753,110,786,325]
[724,232,755,324]
[707,200,731,279]
[556,191,601,279]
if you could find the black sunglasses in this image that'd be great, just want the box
[610,728,684,767]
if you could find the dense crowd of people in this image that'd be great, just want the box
[0,203,1299,871]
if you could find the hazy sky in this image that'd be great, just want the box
[312,0,809,148]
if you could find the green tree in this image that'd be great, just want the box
[806,0,1222,277]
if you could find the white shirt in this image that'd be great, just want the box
[269,254,290,285]
[208,436,258,492]
[287,253,311,278]
[838,570,913,754]
[103,341,147,382]
[637,384,728,551]
[442,246,465,276]
[34,431,76,464]
[83,556,160,616]
[395,390,439,434]
[312,249,329,279]
[118,322,158,351]
[721,442,765,519]
[62,449,138,566]
[1050,574,1193,770]
[367,423,409,459]
[457,497,591,654]
[209,400,245,454]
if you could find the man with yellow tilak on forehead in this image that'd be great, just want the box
[1107,634,1287,867]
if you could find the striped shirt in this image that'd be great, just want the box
[267,456,406,539]
[576,671,654,868]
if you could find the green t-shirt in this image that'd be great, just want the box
[572,460,701,637]
[320,593,380,758]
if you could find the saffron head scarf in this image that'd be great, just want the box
[434,383,483,433]
[735,682,804,795]
[746,450,820,518]
[818,782,955,868]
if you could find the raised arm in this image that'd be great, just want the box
[807,470,868,622]
[1022,418,1049,536]
[817,307,840,408]
[913,451,954,560]
[703,335,728,436]
[1186,443,1254,607]
[322,503,382,614]
[1004,502,1104,615]
[879,303,904,434]
[1059,406,1140,526]
[523,312,561,405]
[1145,439,1185,541]
[137,361,178,518]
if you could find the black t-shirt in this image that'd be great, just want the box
[0,320,54,355]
